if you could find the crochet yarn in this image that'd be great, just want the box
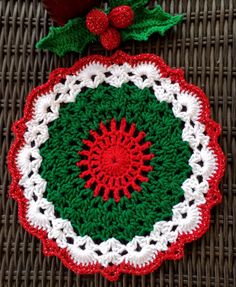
[8,52,225,281]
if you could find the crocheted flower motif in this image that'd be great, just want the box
[78,118,154,202]
[8,52,225,281]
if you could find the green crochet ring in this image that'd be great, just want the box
[39,84,191,242]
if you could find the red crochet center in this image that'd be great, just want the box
[7,51,225,281]
[77,118,154,202]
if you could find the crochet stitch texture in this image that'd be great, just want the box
[8,52,225,281]
[39,84,191,242]
[36,3,183,55]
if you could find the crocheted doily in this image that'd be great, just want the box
[8,51,225,281]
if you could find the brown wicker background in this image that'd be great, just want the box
[0,0,235,286]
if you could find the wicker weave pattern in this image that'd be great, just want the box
[0,0,235,286]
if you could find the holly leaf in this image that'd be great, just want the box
[122,6,183,41]
[109,0,149,10]
[36,18,96,57]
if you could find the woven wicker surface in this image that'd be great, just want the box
[0,0,235,286]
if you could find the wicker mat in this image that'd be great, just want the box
[0,0,235,286]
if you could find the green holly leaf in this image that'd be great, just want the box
[122,6,183,41]
[109,0,149,10]
[36,18,96,57]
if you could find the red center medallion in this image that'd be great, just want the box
[77,118,154,202]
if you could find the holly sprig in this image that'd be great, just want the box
[36,1,183,56]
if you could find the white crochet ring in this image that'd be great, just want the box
[8,51,225,281]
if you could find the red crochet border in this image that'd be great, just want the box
[7,51,225,281]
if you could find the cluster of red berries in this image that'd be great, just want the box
[86,5,134,50]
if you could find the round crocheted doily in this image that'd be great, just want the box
[8,51,225,281]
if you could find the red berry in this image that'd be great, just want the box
[86,9,109,35]
[100,27,121,50]
[109,5,134,29]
